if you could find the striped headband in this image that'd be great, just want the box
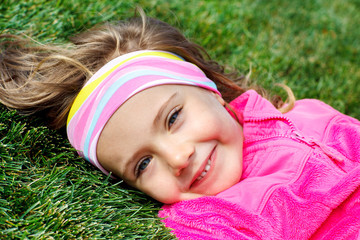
[66,50,220,175]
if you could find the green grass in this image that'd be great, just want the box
[1,0,359,239]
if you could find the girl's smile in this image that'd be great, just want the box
[97,85,244,204]
[190,145,216,188]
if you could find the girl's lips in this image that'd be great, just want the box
[189,145,217,190]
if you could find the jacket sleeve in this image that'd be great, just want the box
[310,113,360,239]
[324,110,360,166]
[286,100,360,239]
[159,197,278,240]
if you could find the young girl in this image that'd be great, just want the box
[1,13,360,239]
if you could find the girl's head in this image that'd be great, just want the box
[1,12,287,204]
[67,50,244,204]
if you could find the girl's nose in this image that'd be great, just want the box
[160,141,194,176]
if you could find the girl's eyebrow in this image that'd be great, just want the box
[152,92,179,128]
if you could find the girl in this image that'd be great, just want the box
[1,13,360,239]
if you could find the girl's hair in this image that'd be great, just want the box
[0,11,294,129]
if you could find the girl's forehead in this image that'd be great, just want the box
[100,85,212,145]
[101,85,182,138]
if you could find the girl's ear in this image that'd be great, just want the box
[213,92,226,106]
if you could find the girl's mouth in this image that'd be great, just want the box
[196,159,211,181]
[190,146,216,189]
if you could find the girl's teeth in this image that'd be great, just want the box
[196,160,211,181]
[205,164,210,172]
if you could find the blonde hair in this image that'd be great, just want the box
[0,12,293,129]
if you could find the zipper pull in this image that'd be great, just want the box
[294,132,345,163]
[315,141,345,163]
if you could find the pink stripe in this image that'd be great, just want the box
[132,58,205,77]
[107,64,207,82]
[105,57,205,79]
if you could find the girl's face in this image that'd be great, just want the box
[97,85,244,204]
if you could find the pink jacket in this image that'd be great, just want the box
[159,90,360,239]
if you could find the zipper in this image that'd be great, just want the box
[245,115,345,163]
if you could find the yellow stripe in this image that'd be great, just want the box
[67,51,182,125]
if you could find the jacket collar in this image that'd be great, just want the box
[230,90,296,144]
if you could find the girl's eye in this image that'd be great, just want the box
[168,107,182,128]
[136,157,151,177]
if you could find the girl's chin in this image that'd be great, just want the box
[174,192,206,203]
